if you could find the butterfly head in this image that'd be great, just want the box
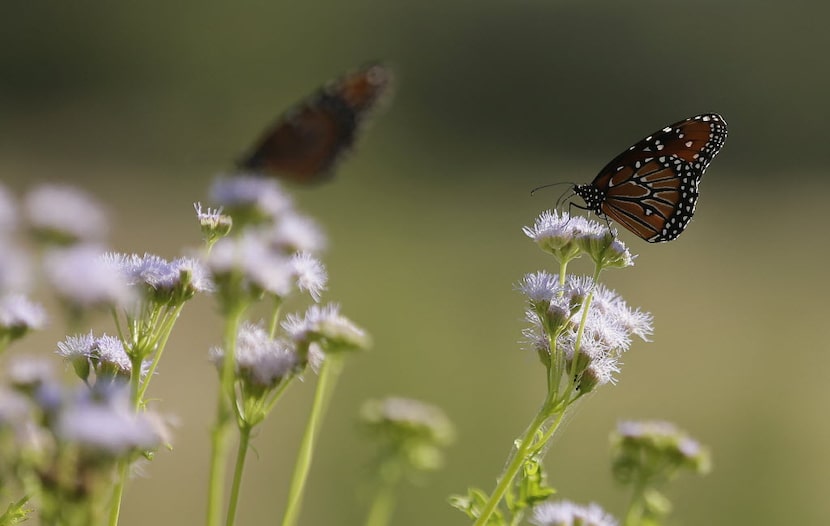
[572,183,605,214]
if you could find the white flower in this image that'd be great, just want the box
[208,233,294,298]
[0,294,47,332]
[44,245,133,310]
[530,500,618,526]
[210,322,297,389]
[209,175,292,220]
[282,304,371,352]
[268,211,326,254]
[56,387,165,455]
[25,184,108,244]
[291,252,327,301]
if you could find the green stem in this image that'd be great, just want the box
[108,461,129,526]
[268,298,283,339]
[473,400,557,526]
[207,307,245,526]
[364,475,399,526]
[136,304,184,403]
[281,355,344,526]
[225,425,252,526]
[623,479,647,526]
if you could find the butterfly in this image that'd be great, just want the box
[238,62,392,184]
[571,113,727,242]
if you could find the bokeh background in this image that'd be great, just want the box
[1,1,828,524]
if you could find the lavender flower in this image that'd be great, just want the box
[282,303,371,354]
[57,332,147,383]
[523,211,604,263]
[56,387,165,456]
[290,252,327,301]
[25,184,108,245]
[530,500,618,526]
[0,294,47,335]
[194,202,233,243]
[267,211,326,254]
[210,322,297,390]
[361,397,455,446]
[209,175,292,225]
[44,245,133,311]
[612,420,711,481]
[107,252,213,305]
[207,232,294,301]
[520,274,652,389]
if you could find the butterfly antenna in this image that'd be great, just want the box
[530,181,574,196]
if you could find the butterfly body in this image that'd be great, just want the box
[239,63,392,184]
[573,113,727,242]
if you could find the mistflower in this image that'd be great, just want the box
[210,322,297,391]
[574,228,633,270]
[56,387,165,456]
[207,232,294,304]
[520,274,651,389]
[290,252,327,301]
[282,303,371,355]
[7,357,55,391]
[361,397,455,473]
[57,332,146,383]
[44,245,133,311]
[612,420,711,483]
[194,202,233,244]
[267,211,327,254]
[0,294,47,340]
[517,271,562,307]
[361,397,455,447]
[209,175,292,226]
[530,500,618,526]
[25,184,108,245]
[111,253,213,305]
[523,210,604,263]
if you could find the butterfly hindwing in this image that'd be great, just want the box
[238,63,392,184]
[574,113,727,242]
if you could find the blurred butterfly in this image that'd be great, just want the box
[238,62,393,184]
[569,113,727,242]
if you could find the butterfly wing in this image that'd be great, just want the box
[592,114,727,242]
[238,63,392,184]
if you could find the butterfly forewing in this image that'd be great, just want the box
[575,113,727,242]
[239,63,392,184]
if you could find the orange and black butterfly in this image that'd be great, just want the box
[238,63,393,184]
[572,114,727,242]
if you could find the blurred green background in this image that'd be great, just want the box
[2,1,828,524]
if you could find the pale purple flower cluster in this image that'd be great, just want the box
[104,252,213,305]
[282,303,371,352]
[0,184,47,340]
[44,245,133,310]
[210,322,297,389]
[202,176,328,304]
[24,184,108,244]
[57,332,150,382]
[523,210,632,268]
[530,500,618,526]
[361,397,455,445]
[519,271,652,388]
[1,359,166,458]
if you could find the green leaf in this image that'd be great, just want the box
[448,488,505,525]
[0,496,31,526]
